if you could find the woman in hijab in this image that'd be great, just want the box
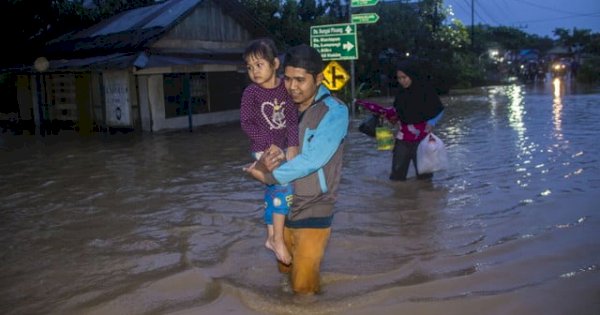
[390,58,445,181]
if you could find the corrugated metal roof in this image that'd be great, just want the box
[44,0,267,58]
[88,0,200,37]
[45,0,201,57]
[0,0,270,73]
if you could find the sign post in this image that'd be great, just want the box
[310,0,381,117]
[351,13,380,24]
[351,0,379,7]
[347,0,381,118]
[310,23,358,61]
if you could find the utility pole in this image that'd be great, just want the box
[471,0,475,49]
[349,5,356,118]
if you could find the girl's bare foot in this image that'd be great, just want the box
[265,236,290,264]
[265,225,275,251]
[265,236,274,251]
[270,237,291,265]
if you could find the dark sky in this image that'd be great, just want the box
[443,0,600,37]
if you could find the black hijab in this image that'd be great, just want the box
[393,58,444,124]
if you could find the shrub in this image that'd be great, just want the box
[576,55,600,83]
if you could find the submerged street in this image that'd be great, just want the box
[1,79,599,315]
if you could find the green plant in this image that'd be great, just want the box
[335,82,381,104]
[576,55,600,83]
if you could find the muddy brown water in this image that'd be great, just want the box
[1,79,599,315]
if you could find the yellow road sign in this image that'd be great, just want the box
[322,61,350,91]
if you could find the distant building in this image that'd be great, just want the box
[12,0,268,134]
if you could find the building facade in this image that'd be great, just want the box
[16,0,266,134]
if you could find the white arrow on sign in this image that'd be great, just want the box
[343,41,354,51]
[345,25,353,34]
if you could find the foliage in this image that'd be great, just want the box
[471,25,554,55]
[90,0,156,19]
[2,0,599,89]
[553,27,600,83]
[240,0,335,49]
[0,0,156,69]
[448,52,485,89]
[0,0,90,68]
[336,81,381,105]
[585,33,600,55]
[576,55,600,83]
[553,27,592,52]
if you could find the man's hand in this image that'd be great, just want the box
[244,161,277,185]
[260,144,285,172]
[243,144,283,185]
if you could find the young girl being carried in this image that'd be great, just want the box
[240,38,298,265]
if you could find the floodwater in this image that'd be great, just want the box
[1,78,599,315]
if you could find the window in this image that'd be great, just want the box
[163,73,208,118]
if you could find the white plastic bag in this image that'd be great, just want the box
[417,133,448,174]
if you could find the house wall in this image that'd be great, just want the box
[90,72,106,130]
[18,67,244,134]
[146,74,164,132]
[129,1,255,132]
[128,72,141,130]
[28,74,46,132]
[137,75,153,132]
[13,0,260,134]
[152,0,252,52]
[143,71,241,132]
[49,74,77,121]
[74,73,93,134]
[16,75,33,121]
[103,70,133,128]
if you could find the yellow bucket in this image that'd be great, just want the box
[376,126,394,150]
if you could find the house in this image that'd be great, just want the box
[15,0,267,134]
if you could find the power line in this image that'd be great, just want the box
[460,0,490,25]
[475,1,502,26]
[514,11,600,24]
[448,0,470,21]
[491,0,513,23]
[506,0,591,16]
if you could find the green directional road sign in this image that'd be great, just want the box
[310,23,358,61]
[351,0,379,7]
[351,13,380,24]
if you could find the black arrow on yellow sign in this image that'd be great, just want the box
[323,61,349,91]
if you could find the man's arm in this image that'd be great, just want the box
[244,145,284,185]
[245,164,277,185]
[273,103,349,185]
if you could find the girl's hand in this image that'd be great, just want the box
[286,146,299,161]
[242,161,257,172]
[425,123,434,133]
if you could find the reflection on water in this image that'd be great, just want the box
[553,78,564,140]
[1,81,600,315]
[507,84,525,138]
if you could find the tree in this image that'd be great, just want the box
[0,0,96,68]
[0,0,157,69]
[554,27,593,54]
[90,0,156,19]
